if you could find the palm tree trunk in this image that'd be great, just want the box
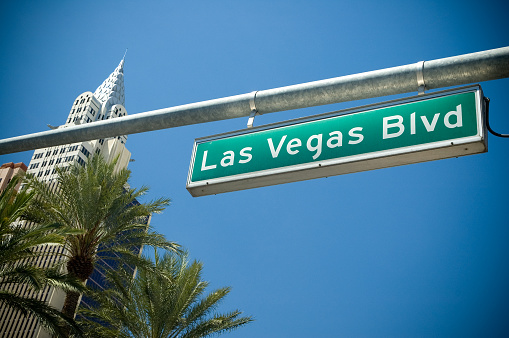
[61,255,94,327]
[60,289,83,337]
[61,290,82,319]
[61,255,94,336]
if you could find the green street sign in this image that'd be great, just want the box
[187,85,486,197]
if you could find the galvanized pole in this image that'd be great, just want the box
[1,46,508,155]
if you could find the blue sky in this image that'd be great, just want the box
[1,1,508,337]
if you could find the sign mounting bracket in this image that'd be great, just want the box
[247,91,259,129]
[417,61,426,95]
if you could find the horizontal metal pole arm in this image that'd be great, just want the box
[1,46,508,155]
[0,93,255,155]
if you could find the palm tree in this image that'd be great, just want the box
[77,250,253,337]
[0,175,84,337]
[24,154,180,320]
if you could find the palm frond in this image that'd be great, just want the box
[76,250,253,338]
[0,171,83,335]
[23,153,180,320]
[0,291,82,338]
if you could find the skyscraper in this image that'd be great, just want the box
[0,57,139,338]
[26,58,131,180]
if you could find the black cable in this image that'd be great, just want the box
[485,96,509,138]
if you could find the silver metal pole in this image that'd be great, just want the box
[1,46,508,155]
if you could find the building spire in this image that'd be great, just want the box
[93,56,126,112]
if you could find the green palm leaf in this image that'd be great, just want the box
[23,153,181,319]
[0,175,83,336]
[77,251,253,338]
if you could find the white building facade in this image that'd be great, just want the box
[26,58,131,181]
[0,57,135,338]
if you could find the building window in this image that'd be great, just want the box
[60,148,65,154]
[77,157,86,167]
[81,147,90,157]
[42,161,47,167]
[46,151,51,157]
[75,100,78,105]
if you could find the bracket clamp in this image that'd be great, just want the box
[416,61,426,95]
[247,91,258,129]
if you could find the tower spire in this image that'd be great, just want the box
[93,56,126,113]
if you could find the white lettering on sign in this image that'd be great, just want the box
[421,113,440,132]
[287,138,301,155]
[266,127,365,161]
[201,147,253,171]
[445,105,463,128]
[383,104,463,139]
[239,147,252,163]
[268,135,287,158]
[348,127,364,144]
[201,151,217,171]
[199,105,466,173]
[327,131,342,148]
[383,115,404,139]
[221,151,235,167]
[307,134,323,160]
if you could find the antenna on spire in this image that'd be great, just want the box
[123,48,128,61]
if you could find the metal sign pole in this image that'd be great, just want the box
[1,46,508,155]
